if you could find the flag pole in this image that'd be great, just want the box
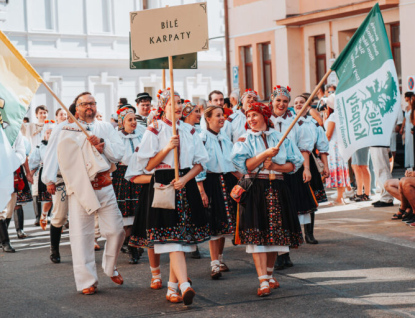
[274,69,333,150]
[168,56,180,181]
[40,79,89,137]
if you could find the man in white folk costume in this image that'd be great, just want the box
[56,92,126,295]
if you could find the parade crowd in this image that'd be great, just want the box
[1,84,410,306]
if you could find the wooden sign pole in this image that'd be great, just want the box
[162,69,166,89]
[168,56,180,181]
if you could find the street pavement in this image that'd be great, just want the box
[1,186,415,317]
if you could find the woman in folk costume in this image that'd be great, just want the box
[269,86,318,270]
[112,106,146,264]
[125,88,210,306]
[29,120,56,231]
[196,106,241,279]
[231,102,304,297]
[292,94,330,244]
[182,100,202,134]
[223,89,259,143]
[181,100,204,259]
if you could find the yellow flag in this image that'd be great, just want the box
[0,30,42,145]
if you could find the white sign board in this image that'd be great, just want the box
[130,3,209,62]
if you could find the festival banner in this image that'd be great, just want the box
[0,30,42,146]
[331,4,400,160]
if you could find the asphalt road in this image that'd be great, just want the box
[1,187,415,318]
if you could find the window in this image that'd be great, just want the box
[261,43,272,100]
[243,46,254,90]
[144,87,155,103]
[391,23,401,90]
[89,0,111,33]
[315,35,326,84]
[31,0,54,31]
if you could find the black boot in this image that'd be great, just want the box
[190,246,201,259]
[50,225,62,263]
[0,220,15,253]
[128,246,139,264]
[304,212,318,244]
[14,206,27,239]
[138,247,144,256]
[274,254,285,270]
[121,236,129,253]
[284,253,294,267]
[33,197,41,226]
[5,218,11,229]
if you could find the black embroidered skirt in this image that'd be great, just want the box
[238,177,303,248]
[112,164,142,219]
[37,167,52,202]
[129,184,150,248]
[203,172,237,236]
[15,166,33,204]
[309,154,328,203]
[283,167,318,215]
[146,168,210,246]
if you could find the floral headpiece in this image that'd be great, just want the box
[182,100,197,118]
[270,85,291,103]
[240,89,259,106]
[244,102,274,130]
[43,120,56,131]
[117,106,135,130]
[157,88,180,110]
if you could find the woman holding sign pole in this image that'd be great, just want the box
[126,88,209,305]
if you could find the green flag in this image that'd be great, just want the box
[331,3,400,160]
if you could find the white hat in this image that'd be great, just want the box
[327,93,336,110]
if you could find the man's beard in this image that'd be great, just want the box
[85,110,96,119]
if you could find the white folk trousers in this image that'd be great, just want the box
[369,147,393,203]
[50,179,68,228]
[68,185,125,291]
[0,193,17,220]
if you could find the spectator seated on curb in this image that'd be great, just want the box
[385,171,415,224]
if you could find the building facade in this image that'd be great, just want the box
[0,0,226,121]
[228,0,408,101]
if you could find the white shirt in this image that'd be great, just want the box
[125,118,208,180]
[117,126,146,166]
[13,132,27,166]
[24,122,44,152]
[29,141,48,171]
[223,109,247,143]
[42,120,67,185]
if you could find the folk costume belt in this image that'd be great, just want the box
[244,173,283,180]
[91,170,112,190]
